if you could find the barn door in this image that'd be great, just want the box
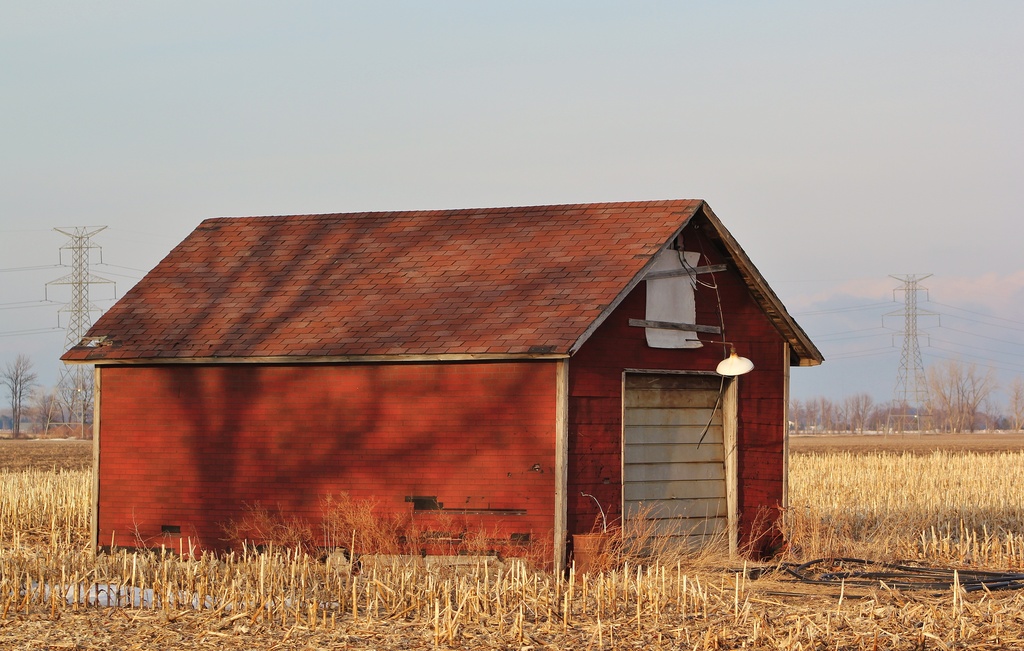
[622,373,737,552]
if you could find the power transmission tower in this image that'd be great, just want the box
[886,274,936,433]
[45,227,114,438]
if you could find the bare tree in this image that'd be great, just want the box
[869,402,892,432]
[814,396,837,433]
[1009,377,1024,432]
[927,359,997,433]
[802,398,820,433]
[31,386,64,435]
[844,393,875,434]
[1,355,38,439]
[789,398,806,433]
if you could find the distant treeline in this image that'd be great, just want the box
[793,361,1024,433]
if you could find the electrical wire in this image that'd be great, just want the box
[812,325,890,339]
[96,262,149,274]
[935,324,1024,348]
[89,269,139,280]
[929,334,1024,359]
[0,264,62,273]
[824,347,898,361]
[0,300,59,311]
[932,311,1024,334]
[0,327,62,338]
[925,300,1024,329]
[923,346,1024,374]
[791,292,1024,374]
[687,235,728,449]
[814,330,893,343]
[793,302,894,316]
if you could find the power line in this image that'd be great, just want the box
[936,325,1024,348]
[928,310,1024,334]
[813,325,890,338]
[0,264,62,273]
[887,274,934,432]
[925,300,1024,328]
[45,226,113,438]
[923,346,1024,375]
[89,269,140,280]
[814,328,892,343]
[793,301,894,316]
[95,262,148,273]
[0,326,62,338]
[825,347,898,361]
[797,286,1024,373]
[928,335,1024,359]
[0,299,60,311]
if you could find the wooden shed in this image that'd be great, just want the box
[64,200,821,568]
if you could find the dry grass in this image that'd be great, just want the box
[0,468,90,550]
[2,450,1024,649]
[786,450,1024,566]
[219,494,555,569]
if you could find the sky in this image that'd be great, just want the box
[1,2,1022,409]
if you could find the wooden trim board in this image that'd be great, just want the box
[553,360,569,573]
[91,366,101,555]
[65,352,569,367]
[723,377,739,558]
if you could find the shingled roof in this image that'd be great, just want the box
[62,200,821,365]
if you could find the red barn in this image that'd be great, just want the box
[64,200,821,568]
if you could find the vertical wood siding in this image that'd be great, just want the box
[568,222,787,552]
[97,361,556,554]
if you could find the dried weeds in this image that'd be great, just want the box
[3,449,1024,648]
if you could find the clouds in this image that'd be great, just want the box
[929,273,1024,318]
[788,271,1024,403]
[789,272,1024,323]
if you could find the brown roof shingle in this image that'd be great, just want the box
[63,200,707,361]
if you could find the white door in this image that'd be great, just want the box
[623,373,734,547]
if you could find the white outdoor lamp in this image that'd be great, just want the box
[716,345,754,377]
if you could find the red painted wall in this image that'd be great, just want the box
[567,220,788,551]
[97,361,556,554]
[96,218,792,560]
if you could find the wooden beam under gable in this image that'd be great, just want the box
[628,319,722,335]
[643,263,728,281]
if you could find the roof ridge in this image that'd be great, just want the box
[202,199,706,223]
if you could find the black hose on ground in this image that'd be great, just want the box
[776,557,1024,593]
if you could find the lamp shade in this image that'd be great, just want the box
[716,351,754,376]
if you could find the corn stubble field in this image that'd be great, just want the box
[2,439,1024,650]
